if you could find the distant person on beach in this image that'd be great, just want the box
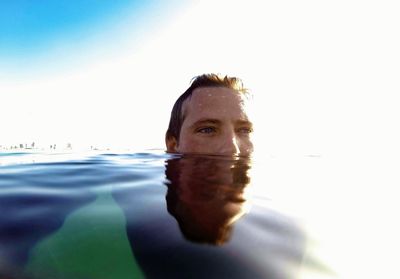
[165,74,254,156]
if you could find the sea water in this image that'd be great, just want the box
[0,150,338,279]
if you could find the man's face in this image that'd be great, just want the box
[168,87,254,156]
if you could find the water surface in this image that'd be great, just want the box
[0,150,332,279]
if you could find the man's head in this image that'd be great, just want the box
[166,74,254,156]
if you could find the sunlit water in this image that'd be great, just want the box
[1,149,381,278]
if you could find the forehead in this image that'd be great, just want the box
[182,86,251,120]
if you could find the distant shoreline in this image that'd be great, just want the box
[0,145,164,153]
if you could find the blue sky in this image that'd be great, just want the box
[1,1,134,48]
[0,0,161,50]
[0,0,184,72]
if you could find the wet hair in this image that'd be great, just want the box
[165,73,249,143]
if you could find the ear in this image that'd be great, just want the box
[166,136,178,153]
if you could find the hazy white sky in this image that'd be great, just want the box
[1,0,399,156]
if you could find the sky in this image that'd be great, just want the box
[1,0,399,157]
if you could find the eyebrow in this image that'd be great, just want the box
[189,118,253,129]
[189,119,222,129]
[236,120,253,127]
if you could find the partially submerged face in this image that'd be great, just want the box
[167,87,254,156]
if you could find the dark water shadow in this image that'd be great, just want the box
[115,154,307,279]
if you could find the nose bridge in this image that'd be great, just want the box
[223,128,240,155]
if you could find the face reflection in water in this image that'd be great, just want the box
[164,155,252,245]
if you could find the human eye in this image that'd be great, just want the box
[237,127,253,134]
[196,127,216,134]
